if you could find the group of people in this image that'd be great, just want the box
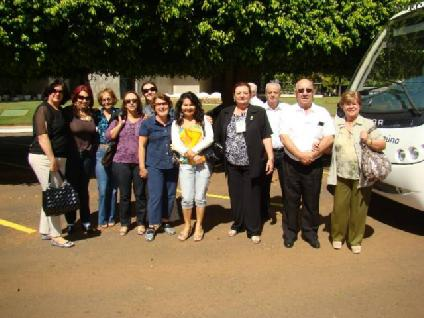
[28,78,386,254]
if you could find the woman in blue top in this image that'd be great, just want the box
[138,92,178,241]
[95,88,119,229]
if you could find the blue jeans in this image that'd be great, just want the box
[95,147,117,225]
[147,166,178,226]
[179,163,211,209]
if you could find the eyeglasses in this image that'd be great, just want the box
[297,88,313,94]
[142,87,157,94]
[77,95,90,101]
[52,88,63,94]
[154,102,168,107]
[124,99,138,104]
[101,97,112,102]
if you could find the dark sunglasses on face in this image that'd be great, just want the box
[77,95,90,101]
[52,88,63,94]
[297,88,313,94]
[142,87,157,94]
[125,99,138,104]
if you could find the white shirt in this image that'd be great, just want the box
[280,103,335,161]
[250,96,265,107]
[171,116,214,155]
[264,102,290,149]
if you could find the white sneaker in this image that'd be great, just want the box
[332,241,342,249]
[351,245,362,254]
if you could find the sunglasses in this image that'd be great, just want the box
[142,87,157,94]
[297,88,313,94]
[52,88,63,94]
[77,95,90,101]
[154,102,168,107]
[125,98,138,104]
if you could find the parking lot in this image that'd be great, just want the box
[0,134,423,318]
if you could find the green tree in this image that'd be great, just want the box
[0,0,415,101]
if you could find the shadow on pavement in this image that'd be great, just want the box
[368,193,424,236]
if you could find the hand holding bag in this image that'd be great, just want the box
[361,141,391,183]
[42,171,80,216]
[101,141,117,167]
[202,142,224,165]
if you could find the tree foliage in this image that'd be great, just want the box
[0,0,416,80]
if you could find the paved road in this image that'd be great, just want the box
[0,133,423,318]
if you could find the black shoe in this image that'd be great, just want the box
[67,225,74,234]
[302,235,320,249]
[283,239,295,248]
[309,239,320,248]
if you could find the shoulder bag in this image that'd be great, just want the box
[361,142,391,183]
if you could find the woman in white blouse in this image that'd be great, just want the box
[171,92,213,242]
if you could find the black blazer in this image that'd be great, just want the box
[214,104,272,179]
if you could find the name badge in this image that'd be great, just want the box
[236,119,246,133]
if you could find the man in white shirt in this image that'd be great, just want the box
[261,82,290,222]
[280,79,335,248]
[248,82,265,107]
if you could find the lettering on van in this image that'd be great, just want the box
[384,136,400,144]
[372,119,384,127]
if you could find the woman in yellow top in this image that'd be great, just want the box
[327,91,386,254]
[171,92,214,241]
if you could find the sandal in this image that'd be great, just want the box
[119,226,128,236]
[228,229,238,237]
[51,238,75,248]
[193,229,204,242]
[137,225,146,235]
[177,227,192,241]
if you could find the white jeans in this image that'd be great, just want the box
[178,162,211,209]
[28,153,66,237]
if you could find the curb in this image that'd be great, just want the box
[0,126,32,133]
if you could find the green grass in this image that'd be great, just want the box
[0,97,340,126]
[0,101,40,126]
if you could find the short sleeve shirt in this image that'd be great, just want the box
[280,103,335,160]
[139,116,174,169]
[29,102,68,157]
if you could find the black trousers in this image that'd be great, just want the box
[65,151,94,226]
[281,155,323,241]
[227,164,262,237]
[262,149,285,219]
[112,162,147,227]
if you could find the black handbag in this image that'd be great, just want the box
[42,171,80,216]
[101,141,117,167]
[202,142,224,165]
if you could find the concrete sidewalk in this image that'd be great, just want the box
[0,126,32,133]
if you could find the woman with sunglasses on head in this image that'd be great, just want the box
[63,85,98,235]
[94,88,119,229]
[139,93,178,242]
[106,91,147,236]
[214,82,274,244]
[28,79,75,248]
[171,92,213,241]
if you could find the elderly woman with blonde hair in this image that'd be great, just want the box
[327,91,386,254]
